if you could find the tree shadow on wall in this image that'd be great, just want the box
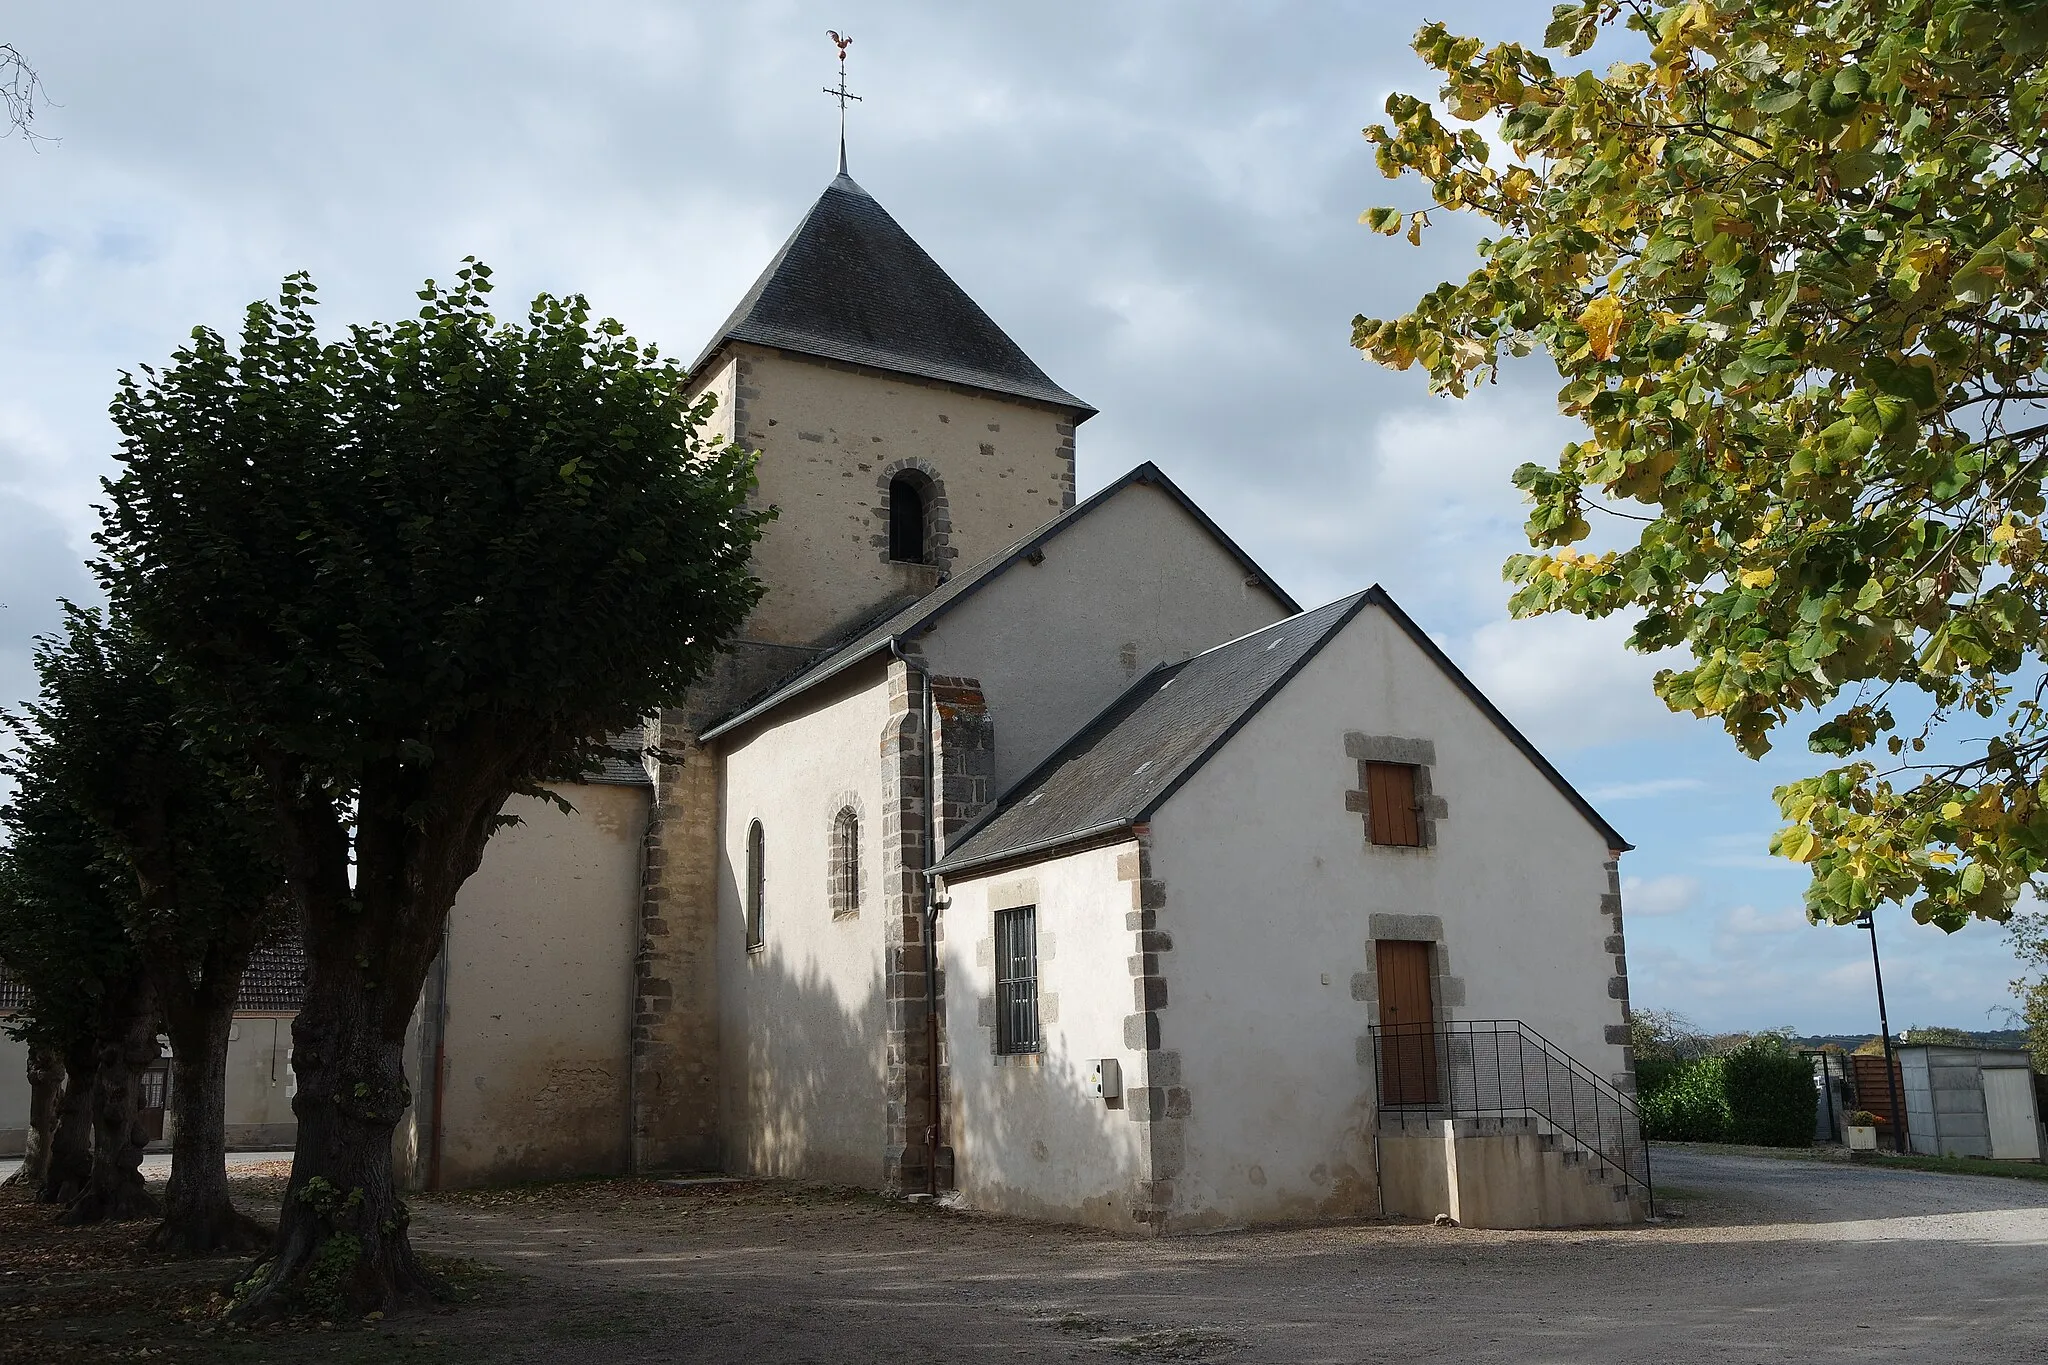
[719,941,1127,1218]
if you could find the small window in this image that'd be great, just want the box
[889,476,925,563]
[745,820,766,950]
[994,906,1040,1055]
[829,807,860,917]
[1365,762,1422,847]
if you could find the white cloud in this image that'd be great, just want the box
[1458,610,1689,753]
[1621,874,1697,917]
[1591,777,1706,801]
[1723,903,1807,937]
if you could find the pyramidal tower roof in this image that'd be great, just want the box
[692,173,1094,417]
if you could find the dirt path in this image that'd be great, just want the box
[5,1147,2047,1362]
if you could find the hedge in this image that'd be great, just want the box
[1722,1038,1818,1146]
[1638,1039,1815,1147]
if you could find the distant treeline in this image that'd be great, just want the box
[1788,1029,2030,1052]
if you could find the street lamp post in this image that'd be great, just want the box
[1858,912,1906,1152]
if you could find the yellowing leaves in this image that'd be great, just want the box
[1739,567,1776,589]
[1578,294,1626,360]
[1773,823,1818,862]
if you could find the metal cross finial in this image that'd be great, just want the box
[824,30,861,175]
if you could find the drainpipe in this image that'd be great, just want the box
[890,640,944,1197]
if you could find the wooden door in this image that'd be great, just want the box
[1376,940,1438,1107]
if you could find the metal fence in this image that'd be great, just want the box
[1369,1018,1653,1210]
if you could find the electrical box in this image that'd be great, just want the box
[1089,1058,1122,1101]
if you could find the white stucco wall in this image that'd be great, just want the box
[1144,601,1625,1229]
[694,345,1078,648]
[716,662,895,1185]
[0,1027,27,1156]
[917,478,1292,795]
[223,1014,295,1146]
[433,782,647,1187]
[942,841,1153,1230]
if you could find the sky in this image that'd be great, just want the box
[0,0,2032,1035]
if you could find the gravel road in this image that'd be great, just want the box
[389,1146,2048,1365]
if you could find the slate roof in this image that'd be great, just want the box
[0,941,306,1016]
[932,586,1629,877]
[933,593,1371,875]
[237,938,306,1013]
[582,730,653,787]
[698,462,1301,743]
[691,172,1094,417]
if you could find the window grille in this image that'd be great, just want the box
[994,906,1040,1055]
[889,476,925,563]
[745,820,766,951]
[830,807,860,917]
[1364,761,1423,847]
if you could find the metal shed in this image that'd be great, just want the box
[1896,1044,2043,1161]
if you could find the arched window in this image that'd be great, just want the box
[888,475,926,564]
[745,820,766,951]
[829,807,861,917]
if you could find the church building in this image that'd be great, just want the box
[399,167,1650,1231]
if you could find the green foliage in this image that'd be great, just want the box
[0,765,140,1053]
[1629,1006,1709,1061]
[2009,910,2048,1070]
[1722,1035,1819,1146]
[1634,1056,1686,1095]
[1639,1036,1817,1146]
[1640,1055,1731,1142]
[1902,1024,1973,1045]
[1356,0,2048,930]
[96,263,771,810]
[14,604,286,974]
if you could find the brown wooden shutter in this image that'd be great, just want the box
[1365,762,1421,847]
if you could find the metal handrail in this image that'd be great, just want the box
[1369,1018,1653,1214]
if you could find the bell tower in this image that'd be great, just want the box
[628,168,1094,1172]
[686,170,1094,650]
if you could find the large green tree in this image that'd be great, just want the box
[96,265,768,1315]
[1356,0,2048,929]
[21,604,289,1253]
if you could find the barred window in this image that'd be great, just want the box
[829,807,860,917]
[745,820,766,951]
[994,906,1040,1055]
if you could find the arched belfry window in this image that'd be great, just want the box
[889,475,926,564]
[745,820,766,951]
[829,807,860,917]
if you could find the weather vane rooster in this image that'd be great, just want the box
[824,30,860,175]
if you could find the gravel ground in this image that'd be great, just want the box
[0,1148,294,1184]
[6,1145,2046,1363]
[391,1146,2048,1364]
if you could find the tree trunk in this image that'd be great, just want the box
[3,1045,63,1190]
[39,1037,96,1206]
[63,976,160,1224]
[231,761,503,1320]
[229,962,434,1319]
[147,976,271,1254]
